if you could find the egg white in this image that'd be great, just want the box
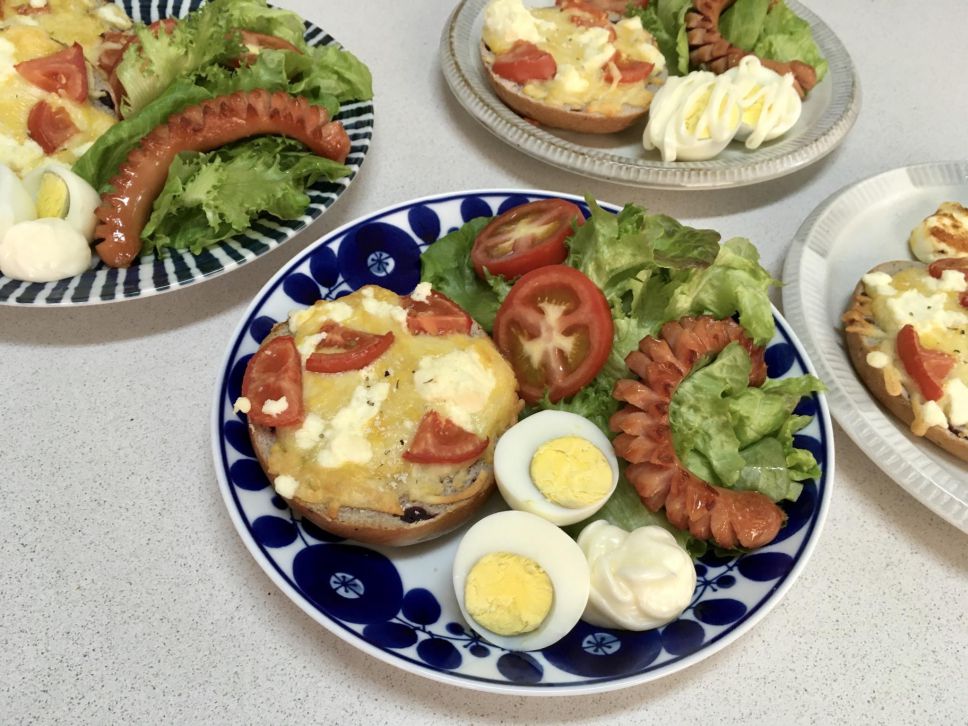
[452,510,590,652]
[0,163,36,241]
[493,410,619,526]
[22,161,101,241]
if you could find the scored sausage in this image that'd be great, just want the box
[609,316,786,550]
[685,0,817,97]
[94,89,350,268]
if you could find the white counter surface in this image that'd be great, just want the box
[2,1,966,723]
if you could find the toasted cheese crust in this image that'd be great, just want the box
[909,202,968,263]
[843,260,968,462]
[480,1,665,133]
[247,286,522,545]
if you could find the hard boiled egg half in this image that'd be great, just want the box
[452,510,590,651]
[0,162,100,282]
[494,410,619,526]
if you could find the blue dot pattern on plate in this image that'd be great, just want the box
[215,192,831,690]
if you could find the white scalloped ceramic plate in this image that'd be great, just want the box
[440,0,859,189]
[782,161,968,533]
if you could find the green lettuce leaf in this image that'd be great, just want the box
[718,0,771,51]
[418,218,504,331]
[627,0,691,75]
[660,238,779,346]
[753,1,829,82]
[669,342,824,501]
[140,137,348,255]
[115,0,313,116]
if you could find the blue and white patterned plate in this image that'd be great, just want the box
[0,0,373,306]
[211,190,834,695]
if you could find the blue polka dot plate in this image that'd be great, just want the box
[212,190,834,695]
[0,0,373,307]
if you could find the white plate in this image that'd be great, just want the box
[0,0,373,306]
[782,161,968,533]
[439,0,860,189]
[213,189,834,694]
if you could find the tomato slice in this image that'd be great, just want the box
[403,411,489,464]
[493,264,613,403]
[471,199,584,280]
[492,40,557,85]
[401,290,472,336]
[305,322,395,373]
[27,101,78,155]
[604,53,655,84]
[241,335,304,427]
[896,324,955,402]
[15,43,89,103]
[16,3,50,14]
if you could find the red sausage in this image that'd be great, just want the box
[94,89,350,268]
[610,316,785,550]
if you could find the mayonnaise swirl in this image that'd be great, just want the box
[577,521,696,630]
[643,56,802,162]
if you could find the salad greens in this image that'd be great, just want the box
[627,0,828,82]
[420,198,823,555]
[72,0,373,256]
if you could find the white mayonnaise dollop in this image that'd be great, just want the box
[577,521,696,630]
[0,218,92,282]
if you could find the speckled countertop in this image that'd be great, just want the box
[2,0,966,723]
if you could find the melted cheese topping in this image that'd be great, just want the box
[268,286,520,517]
[0,1,125,174]
[862,266,968,433]
[482,0,664,117]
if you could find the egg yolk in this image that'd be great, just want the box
[34,173,70,219]
[529,436,612,508]
[464,552,553,636]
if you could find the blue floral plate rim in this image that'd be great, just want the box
[211,188,835,695]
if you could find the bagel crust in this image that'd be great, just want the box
[842,260,968,463]
[482,43,648,134]
[244,291,521,546]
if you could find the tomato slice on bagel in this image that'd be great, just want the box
[471,199,583,280]
[401,290,472,336]
[305,322,395,374]
[493,264,613,403]
[241,335,304,427]
[604,53,654,84]
[403,411,489,464]
[27,101,78,155]
[896,324,955,402]
[491,40,557,85]
[16,43,88,103]
[928,258,968,279]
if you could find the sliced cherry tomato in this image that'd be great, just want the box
[149,18,178,34]
[16,3,50,15]
[604,53,654,84]
[403,411,489,464]
[305,322,395,373]
[896,324,955,402]
[401,290,472,336]
[492,40,557,85]
[493,264,613,403]
[928,258,968,279]
[557,0,609,25]
[27,101,78,155]
[471,199,584,280]
[232,30,303,67]
[241,335,304,427]
[15,43,88,103]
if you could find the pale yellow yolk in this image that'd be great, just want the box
[34,172,70,218]
[464,552,553,636]
[529,436,612,508]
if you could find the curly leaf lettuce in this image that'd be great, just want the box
[140,137,349,255]
[670,342,824,502]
